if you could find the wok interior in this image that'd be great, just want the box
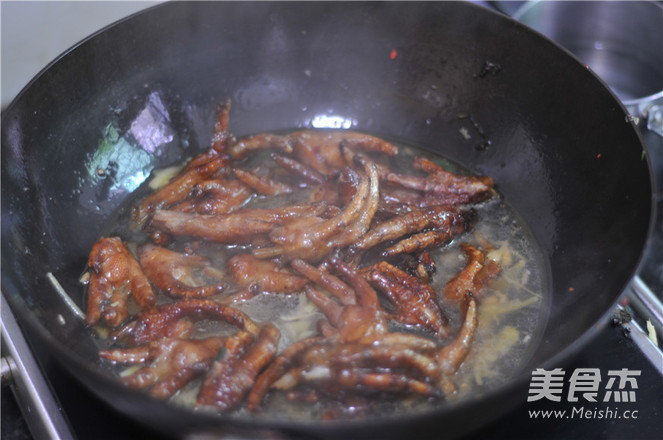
[1,1,652,434]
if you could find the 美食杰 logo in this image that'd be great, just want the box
[526,368,642,420]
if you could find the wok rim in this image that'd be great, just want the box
[1,0,657,436]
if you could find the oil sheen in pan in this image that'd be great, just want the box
[94,133,549,421]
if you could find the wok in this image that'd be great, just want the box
[1,1,654,438]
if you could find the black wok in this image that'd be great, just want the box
[1,2,654,438]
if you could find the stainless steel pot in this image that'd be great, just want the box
[514,0,663,137]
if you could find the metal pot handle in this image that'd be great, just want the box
[627,92,663,139]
